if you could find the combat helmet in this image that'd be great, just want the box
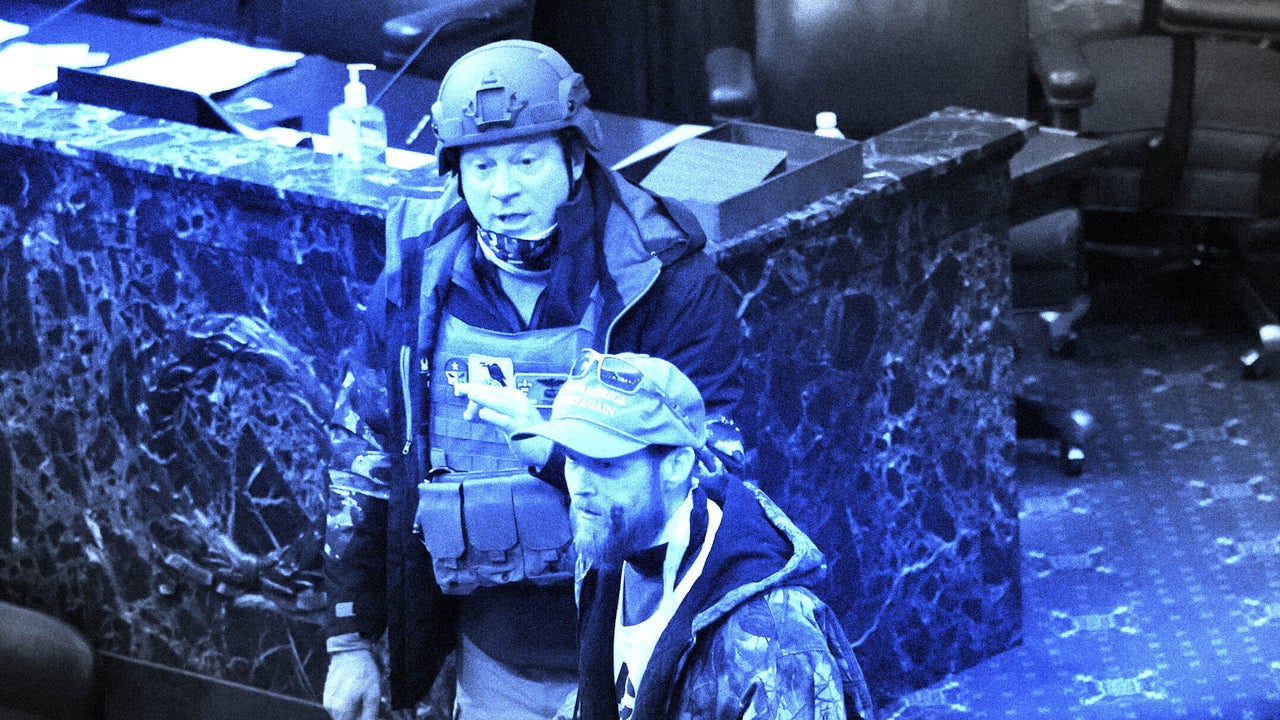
[431,39,602,174]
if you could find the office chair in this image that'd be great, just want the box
[703,0,1096,473]
[1009,208,1094,475]
[527,1,753,123]
[279,0,534,80]
[1030,0,1280,378]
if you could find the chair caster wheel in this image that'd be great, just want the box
[1240,348,1271,380]
[1061,445,1085,476]
[1049,333,1078,360]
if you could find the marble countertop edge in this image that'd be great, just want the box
[712,108,1033,256]
[0,91,444,218]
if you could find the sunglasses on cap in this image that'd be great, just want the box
[571,349,648,391]
[569,349,699,434]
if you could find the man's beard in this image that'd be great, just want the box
[571,493,667,572]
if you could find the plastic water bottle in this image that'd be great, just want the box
[814,111,845,139]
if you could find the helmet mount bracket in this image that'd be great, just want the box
[470,82,524,130]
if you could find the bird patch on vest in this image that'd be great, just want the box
[459,354,568,409]
[468,354,515,388]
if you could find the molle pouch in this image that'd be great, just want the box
[512,478,574,583]
[415,470,573,595]
[415,482,466,591]
[461,476,522,587]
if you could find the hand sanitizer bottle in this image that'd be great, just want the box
[814,111,845,139]
[329,63,387,165]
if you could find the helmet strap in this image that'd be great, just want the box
[563,132,587,186]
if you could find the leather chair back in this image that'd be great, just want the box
[1068,19,1280,217]
[281,0,425,65]
[280,0,534,78]
[753,0,1028,138]
[533,0,753,123]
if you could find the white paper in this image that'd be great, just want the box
[101,37,303,96]
[0,42,108,94]
[0,18,29,44]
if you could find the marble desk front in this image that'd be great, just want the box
[0,92,1026,707]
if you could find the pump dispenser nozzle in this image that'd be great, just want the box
[344,63,376,108]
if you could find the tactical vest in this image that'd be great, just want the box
[416,290,600,593]
[427,295,599,471]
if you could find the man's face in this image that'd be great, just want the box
[458,133,572,239]
[563,447,669,571]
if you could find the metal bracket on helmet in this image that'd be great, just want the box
[470,74,528,130]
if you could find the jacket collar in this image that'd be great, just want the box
[690,480,827,632]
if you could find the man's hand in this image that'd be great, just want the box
[454,382,553,467]
[323,650,382,720]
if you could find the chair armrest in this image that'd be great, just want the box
[383,0,528,52]
[1030,31,1097,112]
[1160,0,1280,41]
[705,46,758,120]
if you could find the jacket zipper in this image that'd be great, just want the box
[602,258,662,353]
[400,344,414,454]
[662,637,697,717]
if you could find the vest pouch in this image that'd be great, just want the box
[415,482,467,592]
[460,475,522,587]
[416,469,572,594]
[512,479,574,584]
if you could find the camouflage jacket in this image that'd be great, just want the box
[574,480,876,720]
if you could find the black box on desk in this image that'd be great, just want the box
[616,122,863,242]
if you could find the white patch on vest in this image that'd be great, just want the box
[468,354,515,387]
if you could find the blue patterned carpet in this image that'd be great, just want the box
[886,270,1280,719]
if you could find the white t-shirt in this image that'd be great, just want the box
[613,491,723,718]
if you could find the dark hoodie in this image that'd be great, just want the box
[575,479,876,720]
